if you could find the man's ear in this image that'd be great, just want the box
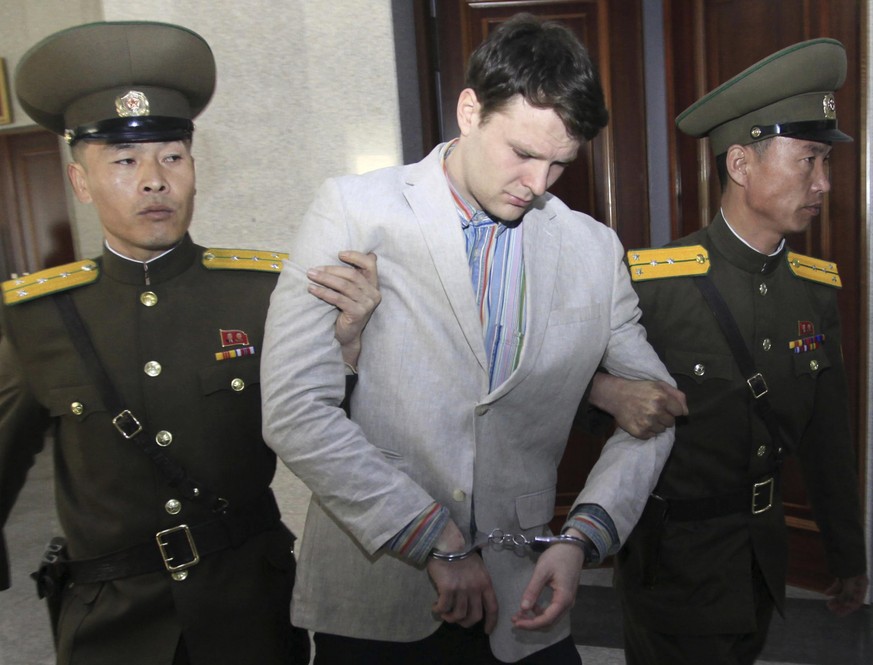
[67,161,92,204]
[725,144,749,187]
[456,88,480,137]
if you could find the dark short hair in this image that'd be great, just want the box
[465,13,609,142]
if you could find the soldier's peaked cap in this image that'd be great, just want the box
[676,38,850,155]
[15,21,215,145]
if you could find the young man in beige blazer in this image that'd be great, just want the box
[262,14,685,664]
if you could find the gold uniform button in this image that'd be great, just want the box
[140,291,158,307]
[155,430,173,447]
[144,361,162,377]
[757,445,767,457]
[451,489,467,502]
[693,363,706,376]
[172,571,189,582]
[809,360,820,371]
[165,499,182,515]
[231,378,245,392]
[70,402,84,415]
[759,283,768,296]
[762,338,772,351]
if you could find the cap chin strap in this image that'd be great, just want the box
[65,116,194,145]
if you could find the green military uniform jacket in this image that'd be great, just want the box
[615,213,866,635]
[0,235,305,664]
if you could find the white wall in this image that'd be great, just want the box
[1,0,404,257]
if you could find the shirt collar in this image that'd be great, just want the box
[440,140,501,230]
[720,207,785,257]
[100,234,196,285]
[104,239,179,264]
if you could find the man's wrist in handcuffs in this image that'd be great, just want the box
[429,532,599,565]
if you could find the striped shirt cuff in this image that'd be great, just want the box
[385,502,450,566]
[562,503,619,566]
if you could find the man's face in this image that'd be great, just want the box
[743,136,832,238]
[449,92,580,222]
[68,140,196,261]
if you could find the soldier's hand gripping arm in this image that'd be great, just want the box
[589,373,687,439]
[306,251,381,370]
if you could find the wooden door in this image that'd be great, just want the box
[0,129,73,279]
[665,0,866,591]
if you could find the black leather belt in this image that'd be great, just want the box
[661,475,779,522]
[66,490,281,584]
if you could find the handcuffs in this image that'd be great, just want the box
[429,528,598,565]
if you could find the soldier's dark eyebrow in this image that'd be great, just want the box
[805,143,832,156]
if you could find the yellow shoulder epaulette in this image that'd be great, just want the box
[787,251,841,288]
[202,248,289,273]
[627,245,710,282]
[2,260,99,306]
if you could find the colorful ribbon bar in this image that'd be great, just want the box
[214,346,256,361]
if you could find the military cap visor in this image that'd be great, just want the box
[676,39,851,155]
[15,21,215,144]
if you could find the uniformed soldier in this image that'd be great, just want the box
[0,21,380,665]
[589,38,868,664]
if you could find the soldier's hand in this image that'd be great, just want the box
[589,374,687,439]
[307,251,381,369]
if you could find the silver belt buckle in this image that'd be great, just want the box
[751,477,774,514]
[155,525,200,572]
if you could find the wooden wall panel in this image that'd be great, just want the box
[0,130,72,277]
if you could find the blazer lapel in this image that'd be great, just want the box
[402,149,489,373]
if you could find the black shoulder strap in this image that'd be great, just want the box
[694,276,791,462]
[54,292,226,511]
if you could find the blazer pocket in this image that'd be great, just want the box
[547,304,602,327]
[47,385,107,421]
[515,486,557,530]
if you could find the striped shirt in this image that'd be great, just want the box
[441,140,527,390]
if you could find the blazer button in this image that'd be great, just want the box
[140,291,158,307]
[165,499,182,515]
[452,489,467,502]
[809,360,819,372]
[757,444,767,457]
[758,283,768,296]
[761,338,772,351]
[231,378,245,392]
[144,361,162,377]
[693,363,706,377]
[70,402,84,415]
